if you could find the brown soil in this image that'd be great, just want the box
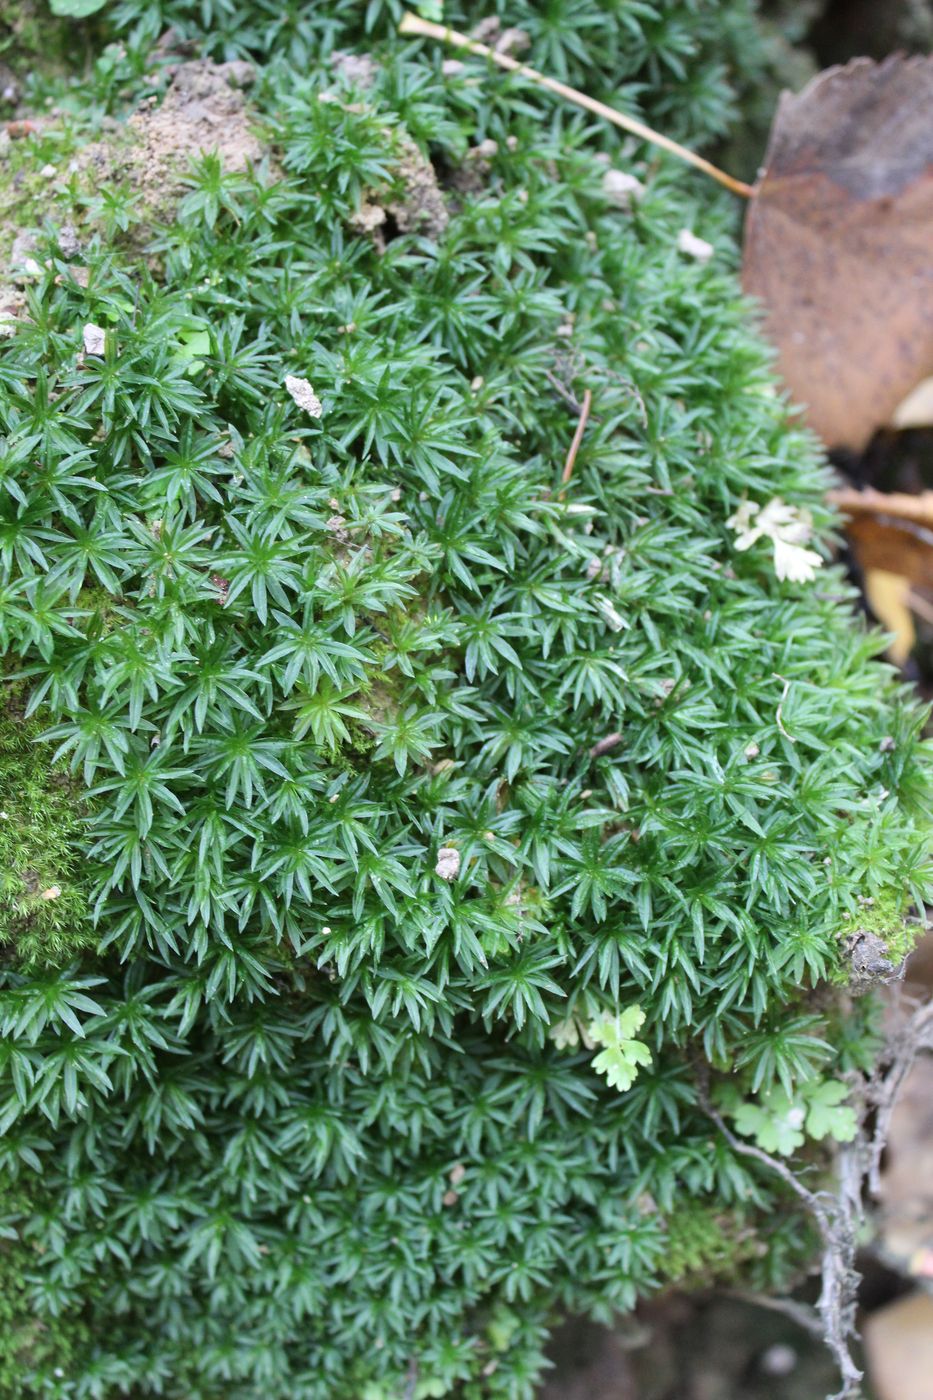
[386,135,449,239]
[75,59,266,225]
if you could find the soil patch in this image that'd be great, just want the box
[76,59,265,225]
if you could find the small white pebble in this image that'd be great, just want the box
[285,375,323,418]
[677,228,714,263]
[82,323,106,356]
[40,162,57,179]
[435,847,460,881]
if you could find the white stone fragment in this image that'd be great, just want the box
[677,228,714,263]
[285,374,323,418]
[435,847,460,881]
[603,168,644,210]
[82,323,106,356]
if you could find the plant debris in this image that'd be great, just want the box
[743,54,933,451]
[82,323,105,355]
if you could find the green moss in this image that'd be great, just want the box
[659,1205,760,1285]
[836,892,918,965]
[0,1196,86,1396]
[0,698,94,968]
[0,5,930,1397]
[0,1,78,91]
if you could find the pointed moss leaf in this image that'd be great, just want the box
[803,1079,858,1143]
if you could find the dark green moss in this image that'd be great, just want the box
[0,5,929,1397]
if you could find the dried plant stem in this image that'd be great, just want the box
[561,388,592,488]
[829,486,933,529]
[399,14,755,198]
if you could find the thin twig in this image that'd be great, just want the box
[704,1100,832,1223]
[561,388,592,489]
[399,14,755,198]
[864,998,933,1198]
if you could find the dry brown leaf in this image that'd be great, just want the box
[743,55,933,451]
[862,568,915,665]
[892,376,933,429]
[845,513,933,589]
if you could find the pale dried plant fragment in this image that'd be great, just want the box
[548,1015,597,1052]
[727,497,823,584]
[40,885,62,901]
[593,593,627,632]
[548,1017,581,1051]
[285,375,323,418]
[435,846,460,881]
[603,168,644,210]
[677,228,714,263]
[83,323,106,356]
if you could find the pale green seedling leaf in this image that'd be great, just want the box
[50,0,108,15]
[587,1005,652,1093]
[173,328,213,376]
[733,1088,806,1157]
[803,1079,857,1142]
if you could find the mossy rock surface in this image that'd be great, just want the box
[0,4,930,1397]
